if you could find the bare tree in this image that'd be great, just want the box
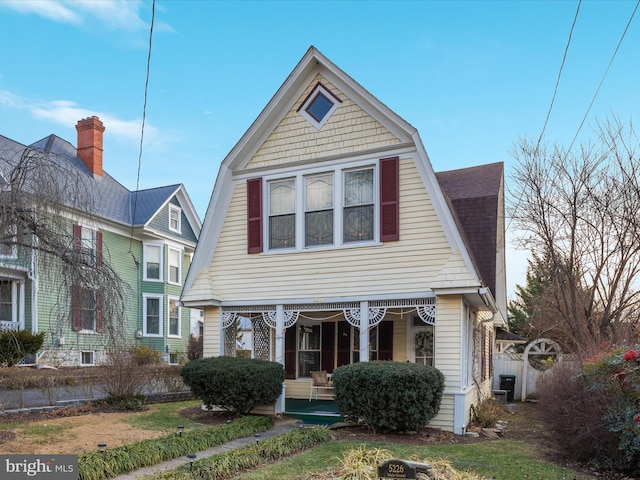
[509,117,640,356]
[0,144,131,360]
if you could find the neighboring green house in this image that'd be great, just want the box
[0,116,201,366]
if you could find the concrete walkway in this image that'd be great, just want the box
[111,419,300,480]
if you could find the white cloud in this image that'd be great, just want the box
[0,90,157,145]
[0,0,155,32]
[1,0,82,25]
[73,0,147,31]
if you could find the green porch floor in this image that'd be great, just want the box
[284,398,344,425]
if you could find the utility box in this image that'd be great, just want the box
[499,374,516,402]
[492,389,508,404]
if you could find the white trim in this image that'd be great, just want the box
[263,162,378,253]
[80,351,95,366]
[169,204,182,234]
[167,296,182,338]
[143,242,164,282]
[143,293,164,337]
[167,246,182,286]
[298,83,341,130]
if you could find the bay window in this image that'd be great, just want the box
[248,157,398,254]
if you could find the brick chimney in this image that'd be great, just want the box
[75,116,105,177]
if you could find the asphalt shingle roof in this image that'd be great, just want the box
[436,162,503,296]
[0,133,179,227]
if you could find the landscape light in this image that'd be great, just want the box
[98,443,107,452]
[178,425,184,436]
[187,453,197,470]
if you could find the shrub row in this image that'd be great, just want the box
[143,426,332,480]
[538,347,640,476]
[181,356,285,415]
[78,415,272,480]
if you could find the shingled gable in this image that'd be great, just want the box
[435,162,503,298]
[182,46,487,303]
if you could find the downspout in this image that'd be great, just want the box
[27,235,38,334]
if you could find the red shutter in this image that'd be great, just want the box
[73,224,82,260]
[378,321,394,360]
[96,231,103,270]
[321,322,335,373]
[284,327,296,379]
[247,178,263,253]
[337,321,351,367]
[380,157,399,241]
[72,285,81,331]
[96,290,103,333]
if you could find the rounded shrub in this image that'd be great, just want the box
[332,360,445,432]
[180,356,285,415]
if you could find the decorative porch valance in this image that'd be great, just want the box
[220,297,437,329]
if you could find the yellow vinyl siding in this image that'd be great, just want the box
[204,158,475,302]
[246,75,401,170]
[434,296,462,389]
[285,380,315,399]
[430,395,454,431]
[392,317,407,362]
[202,306,221,358]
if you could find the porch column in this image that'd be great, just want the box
[359,301,370,362]
[11,282,17,325]
[18,281,25,330]
[274,304,285,414]
[218,310,225,356]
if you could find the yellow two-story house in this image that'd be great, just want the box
[181,46,507,434]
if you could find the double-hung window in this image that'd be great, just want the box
[298,323,321,378]
[168,297,180,337]
[168,247,181,284]
[169,205,182,233]
[144,244,163,281]
[72,285,102,333]
[269,179,296,249]
[343,168,374,243]
[305,173,333,246]
[248,157,398,254]
[143,294,163,336]
[0,281,13,322]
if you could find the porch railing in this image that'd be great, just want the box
[0,321,20,332]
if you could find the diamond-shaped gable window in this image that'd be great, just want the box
[298,82,341,129]
[306,92,333,122]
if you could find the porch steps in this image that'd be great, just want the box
[284,399,344,426]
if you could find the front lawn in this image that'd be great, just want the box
[236,439,598,480]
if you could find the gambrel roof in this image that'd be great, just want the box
[183,46,504,318]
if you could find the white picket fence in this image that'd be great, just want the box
[493,352,579,401]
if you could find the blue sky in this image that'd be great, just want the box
[1,0,639,299]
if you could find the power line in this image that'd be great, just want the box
[129,0,155,251]
[565,0,640,154]
[535,0,582,154]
